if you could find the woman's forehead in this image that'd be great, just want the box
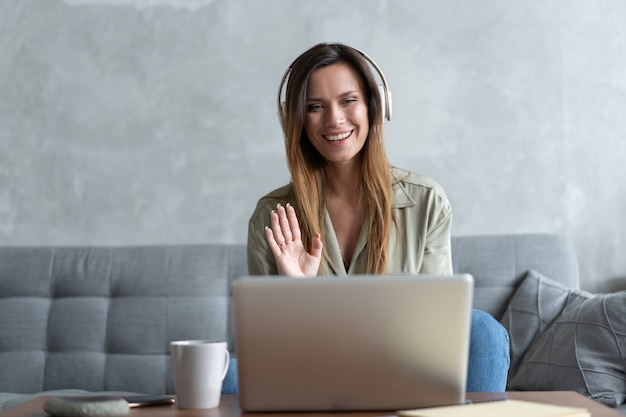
[306,63,364,97]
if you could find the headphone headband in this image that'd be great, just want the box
[277,46,392,129]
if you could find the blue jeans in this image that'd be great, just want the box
[221,309,509,394]
[222,358,239,394]
[466,309,510,392]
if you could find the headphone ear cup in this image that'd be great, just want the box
[378,85,392,122]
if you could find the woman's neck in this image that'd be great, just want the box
[324,160,362,202]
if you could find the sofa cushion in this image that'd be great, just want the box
[499,269,572,375]
[504,270,626,407]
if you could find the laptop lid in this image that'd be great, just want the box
[233,274,473,412]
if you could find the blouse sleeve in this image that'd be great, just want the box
[419,204,453,275]
[246,199,279,276]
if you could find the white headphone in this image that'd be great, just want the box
[277,46,393,128]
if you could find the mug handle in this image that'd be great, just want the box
[221,350,230,380]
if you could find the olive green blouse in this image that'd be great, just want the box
[247,167,453,276]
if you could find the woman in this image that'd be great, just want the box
[245,42,509,392]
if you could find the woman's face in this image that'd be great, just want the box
[303,63,369,167]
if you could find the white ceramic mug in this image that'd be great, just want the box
[170,340,230,409]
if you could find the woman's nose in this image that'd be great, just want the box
[324,104,345,126]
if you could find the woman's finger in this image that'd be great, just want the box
[269,209,287,247]
[285,203,301,242]
[310,232,323,260]
[276,203,293,243]
[264,226,281,257]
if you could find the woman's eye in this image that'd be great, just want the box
[306,103,323,112]
[343,98,357,105]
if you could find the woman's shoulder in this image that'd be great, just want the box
[391,167,449,199]
[251,183,295,212]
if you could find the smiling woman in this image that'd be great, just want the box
[249,43,454,276]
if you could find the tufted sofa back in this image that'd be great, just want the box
[0,245,246,395]
[452,233,579,318]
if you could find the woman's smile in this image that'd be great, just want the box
[324,130,353,142]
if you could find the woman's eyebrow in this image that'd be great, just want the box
[306,90,361,101]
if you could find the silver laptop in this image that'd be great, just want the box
[233,274,473,412]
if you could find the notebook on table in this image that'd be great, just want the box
[233,274,474,412]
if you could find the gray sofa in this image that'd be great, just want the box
[1,234,624,412]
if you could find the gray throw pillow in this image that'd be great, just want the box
[499,269,572,376]
[506,271,626,407]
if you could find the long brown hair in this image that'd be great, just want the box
[279,43,392,274]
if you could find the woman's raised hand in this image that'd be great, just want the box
[265,203,323,277]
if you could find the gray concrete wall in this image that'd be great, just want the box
[1,0,625,292]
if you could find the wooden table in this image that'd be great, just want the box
[0,392,623,417]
